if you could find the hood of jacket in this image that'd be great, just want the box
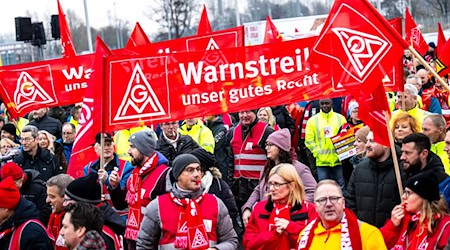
[0,197,40,230]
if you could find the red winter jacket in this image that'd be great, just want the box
[381,213,450,250]
[243,199,317,250]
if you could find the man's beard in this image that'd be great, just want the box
[131,154,144,166]
[404,159,422,175]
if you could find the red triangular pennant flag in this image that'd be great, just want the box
[437,22,447,54]
[197,5,212,35]
[263,16,283,44]
[310,0,408,146]
[405,8,428,55]
[67,37,112,178]
[125,22,151,49]
[388,17,402,36]
[348,83,391,146]
[57,0,77,58]
[436,40,450,77]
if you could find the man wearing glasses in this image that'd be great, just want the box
[156,120,204,166]
[14,125,63,181]
[297,180,386,250]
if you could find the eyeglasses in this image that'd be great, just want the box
[403,190,413,199]
[0,145,12,149]
[19,137,34,143]
[315,196,342,206]
[265,142,275,148]
[268,182,289,190]
[184,167,202,174]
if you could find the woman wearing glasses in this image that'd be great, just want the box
[0,138,21,166]
[243,163,317,250]
[242,128,317,226]
[381,173,450,249]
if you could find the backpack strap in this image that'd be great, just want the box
[9,219,55,250]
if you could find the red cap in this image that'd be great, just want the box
[1,162,24,181]
[0,177,21,209]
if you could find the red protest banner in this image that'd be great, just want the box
[102,35,402,132]
[0,26,244,118]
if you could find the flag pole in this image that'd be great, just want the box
[408,46,450,92]
[384,110,403,198]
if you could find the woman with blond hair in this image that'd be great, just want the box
[0,138,21,165]
[38,130,67,171]
[243,163,317,250]
[390,111,421,145]
[257,107,280,130]
[381,172,450,249]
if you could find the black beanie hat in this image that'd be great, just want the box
[1,123,16,136]
[65,172,102,204]
[405,173,440,202]
[171,154,200,180]
[189,148,216,172]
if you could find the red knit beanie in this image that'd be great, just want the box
[0,177,21,209]
[1,162,24,181]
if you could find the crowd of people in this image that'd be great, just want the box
[0,44,450,249]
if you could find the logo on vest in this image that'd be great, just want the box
[114,63,166,121]
[191,228,208,248]
[313,4,392,84]
[14,71,56,111]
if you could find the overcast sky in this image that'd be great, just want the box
[0,0,160,36]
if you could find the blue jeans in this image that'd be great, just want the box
[317,165,345,189]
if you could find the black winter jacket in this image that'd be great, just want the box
[404,151,448,183]
[14,147,63,182]
[29,114,63,140]
[205,117,232,183]
[157,133,200,166]
[0,197,53,250]
[345,152,405,228]
[20,169,51,225]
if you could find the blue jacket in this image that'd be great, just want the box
[83,154,134,190]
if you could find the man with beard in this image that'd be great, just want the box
[108,130,170,250]
[401,133,448,183]
[46,174,74,250]
[29,108,63,140]
[345,130,405,228]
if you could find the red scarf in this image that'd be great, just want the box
[170,192,209,249]
[269,202,292,249]
[297,208,362,250]
[393,212,430,250]
[124,153,158,241]
[269,202,291,230]
[47,212,68,250]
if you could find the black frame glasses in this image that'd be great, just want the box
[314,196,342,206]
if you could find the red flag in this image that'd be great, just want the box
[125,22,151,50]
[310,0,407,146]
[57,0,77,58]
[436,40,450,77]
[67,37,112,178]
[347,84,391,146]
[197,4,212,35]
[405,8,428,55]
[264,16,283,43]
[437,22,446,53]
[388,17,402,36]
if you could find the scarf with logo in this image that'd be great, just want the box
[297,208,362,250]
[171,191,209,249]
[393,212,430,250]
[47,212,67,249]
[124,153,158,241]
